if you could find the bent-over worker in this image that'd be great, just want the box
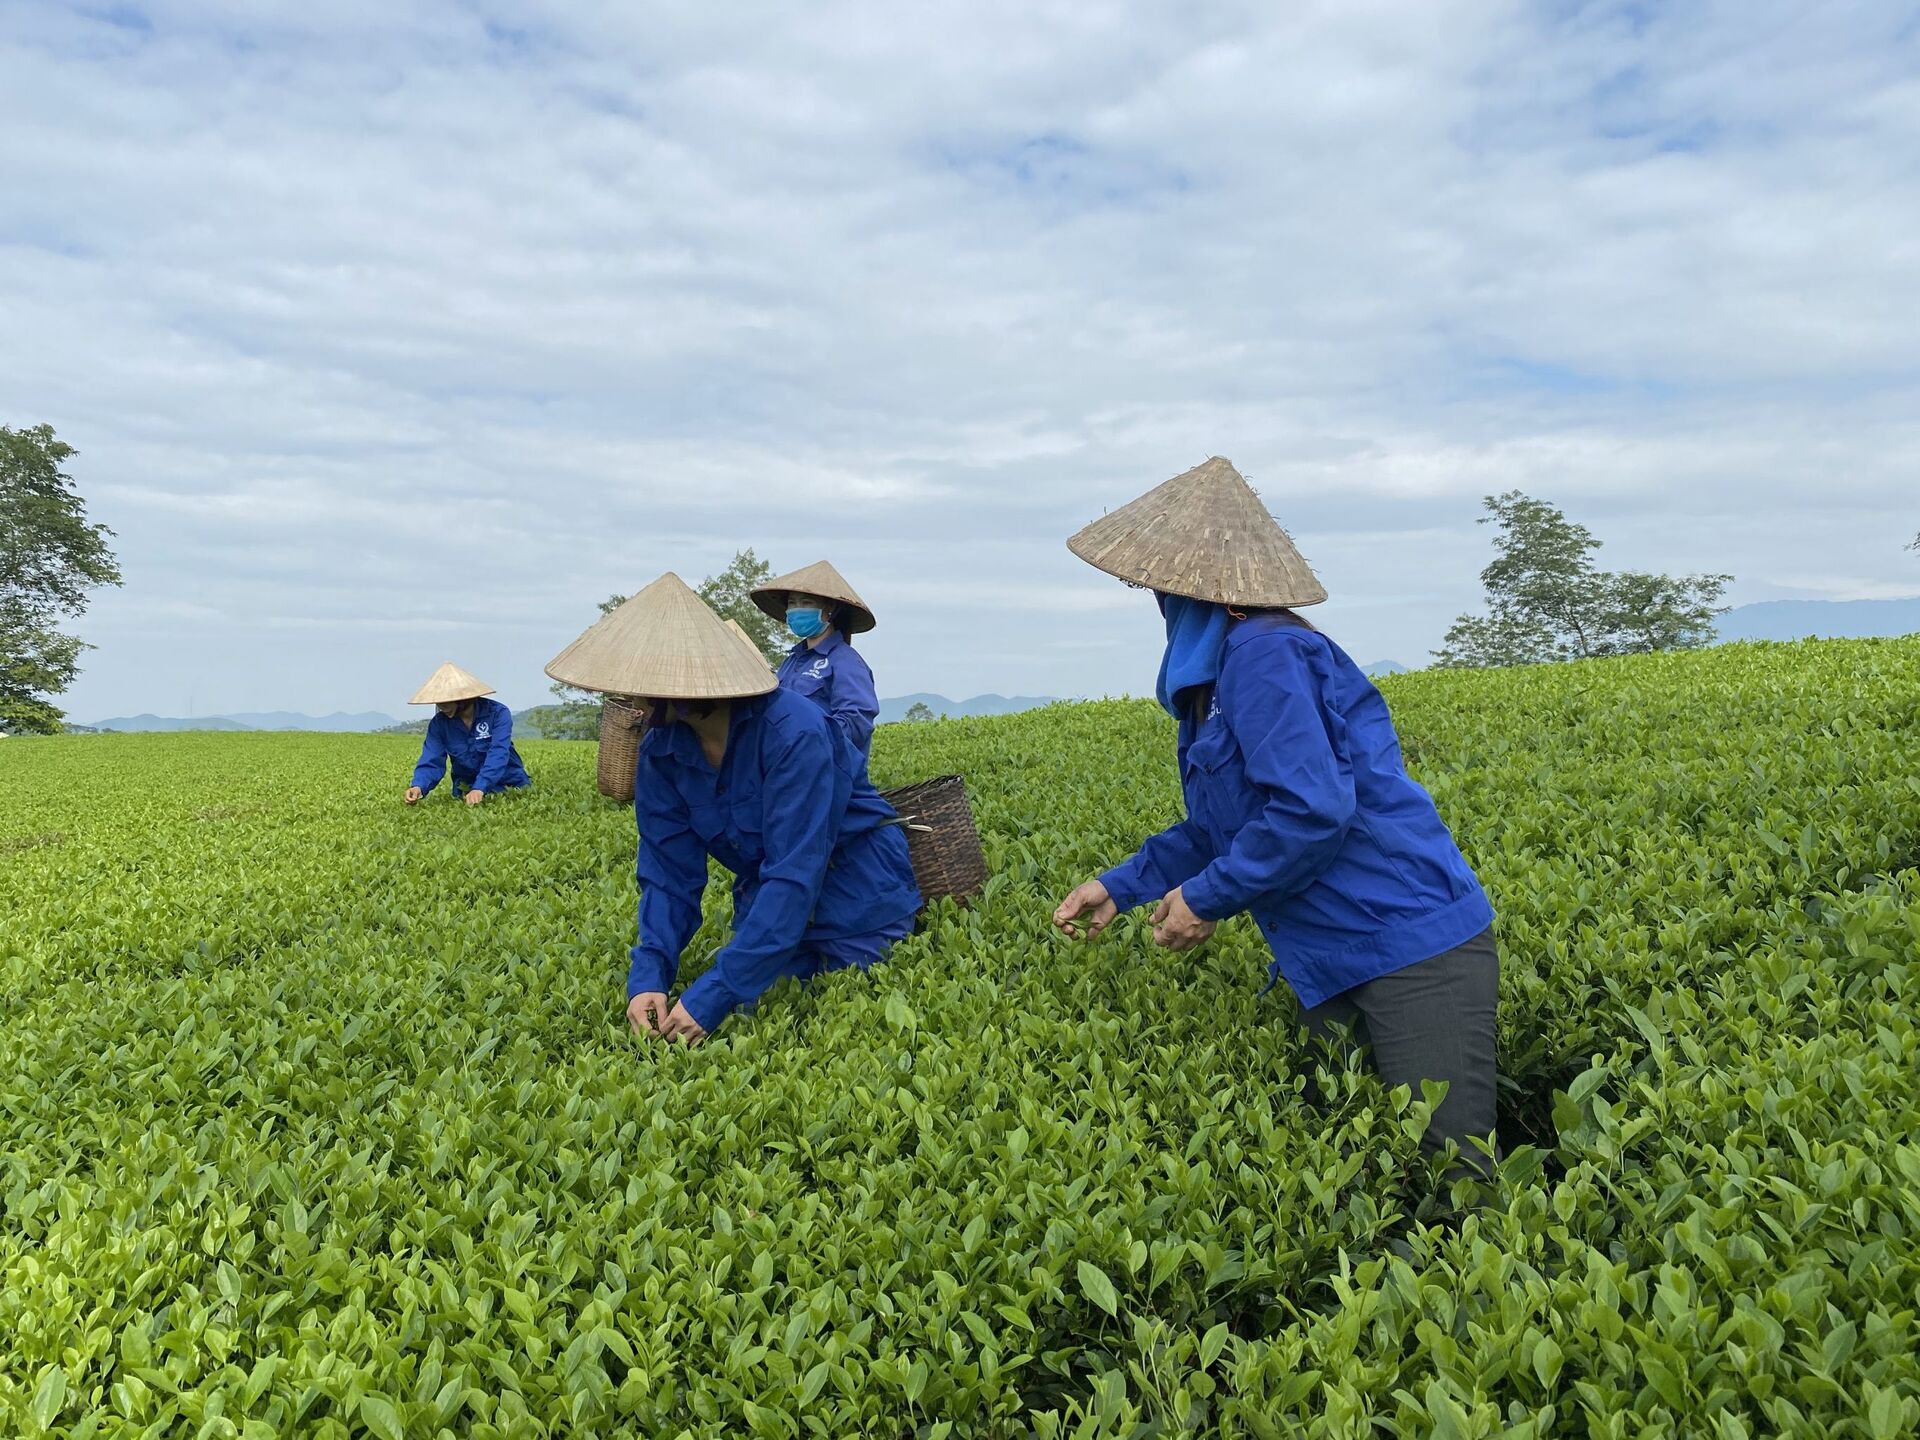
[1052,458,1501,1177]
[404,662,531,806]
[544,573,921,1043]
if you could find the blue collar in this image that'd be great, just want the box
[789,629,847,659]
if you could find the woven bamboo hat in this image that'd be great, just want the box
[545,572,777,700]
[751,560,876,634]
[409,661,495,705]
[1065,456,1327,608]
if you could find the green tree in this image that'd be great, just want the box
[1435,491,1729,669]
[2,424,122,733]
[904,701,935,723]
[696,548,785,667]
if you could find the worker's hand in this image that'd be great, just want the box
[1053,878,1117,941]
[627,992,669,1037]
[661,1001,708,1045]
[404,786,423,805]
[1151,887,1216,952]
[464,788,486,807]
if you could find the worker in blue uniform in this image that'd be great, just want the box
[403,662,531,806]
[1053,458,1501,1175]
[752,560,881,774]
[542,572,920,1044]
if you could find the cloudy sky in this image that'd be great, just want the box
[5,0,1917,721]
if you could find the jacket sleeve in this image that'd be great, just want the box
[629,753,709,998]
[1099,820,1216,912]
[678,724,841,1032]
[411,717,449,793]
[1180,639,1356,923]
[829,651,880,758]
[472,705,516,791]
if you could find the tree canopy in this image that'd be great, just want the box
[1434,491,1730,669]
[1,424,122,733]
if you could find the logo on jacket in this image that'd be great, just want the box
[806,657,830,679]
[475,722,491,740]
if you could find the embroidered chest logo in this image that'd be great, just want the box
[1206,692,1222,720]
[474,722,491,740]
[806,657,830,680]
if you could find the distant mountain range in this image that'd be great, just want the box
[87,711,401,733]
[1716,598,1920,643]
[1363,660,1410,677]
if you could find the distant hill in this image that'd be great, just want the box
[223,711,401,732]
[87,714,254,733]
[879,694,1059,724]
[1717,598,1920,644]
[1363,660,1410,677]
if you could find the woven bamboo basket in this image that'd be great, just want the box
[880,774,988,908]
[595,697,649,802]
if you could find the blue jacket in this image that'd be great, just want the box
[777,631,878,773]
[411,697,531,795]
[1100,617,1492,1009]
[629,687,920,1032]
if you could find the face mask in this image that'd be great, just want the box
[787,607,826,640]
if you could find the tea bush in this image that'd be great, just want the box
[2,637,1916,1437]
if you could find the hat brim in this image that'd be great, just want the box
[750,589,877,634]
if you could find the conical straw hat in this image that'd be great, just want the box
[544,572,777,700]
[1065,456,1327,608]
[752,560,876,634]
[409,661,495,705]
[723,618,763,658]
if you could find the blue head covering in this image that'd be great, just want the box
[1154,592,1232,719]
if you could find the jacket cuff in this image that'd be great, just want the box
[627,951,671,999]
[678,972,737,1035]
[1098,862,1154,914]
[1181,868,1237,923]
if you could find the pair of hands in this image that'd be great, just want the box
[404,787,486,807]
[1052,879,1216,951]
[628,993,707,1045]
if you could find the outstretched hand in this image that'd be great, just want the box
[1053,879,1118,941]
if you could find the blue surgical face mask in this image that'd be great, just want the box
[787,607,826,640]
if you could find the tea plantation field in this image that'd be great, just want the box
[3,637,1918,1438]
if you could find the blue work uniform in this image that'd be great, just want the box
[776,630,879,775]
[1100,616,1492,1009]
[410,697,532,796]
[629,687,921,1034]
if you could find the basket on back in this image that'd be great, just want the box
[880,774,988,908]
[595,697,649,802]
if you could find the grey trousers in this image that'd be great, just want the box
[1298,928,1501,1173]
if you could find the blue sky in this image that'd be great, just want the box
[4,0,1917,718]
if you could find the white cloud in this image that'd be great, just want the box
[1,0,1916,721]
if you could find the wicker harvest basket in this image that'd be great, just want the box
[880,774,988,908]
[595,697,649,802]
